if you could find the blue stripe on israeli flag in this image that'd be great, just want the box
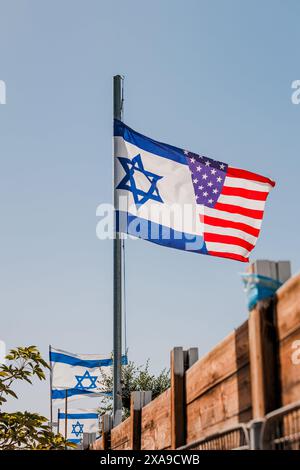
[50,350,128,367]
[114,119,187,165]
[58,412,98,420]
[117,210,207,253]
[51,389,112,400]
[58,409,99,442]
[50,348,127,402]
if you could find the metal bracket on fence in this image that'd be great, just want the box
[178,424,250,450]
[260,399,300,450]
[249,419,264,450]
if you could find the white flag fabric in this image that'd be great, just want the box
[58,409,99,444]
[50,347,127,402]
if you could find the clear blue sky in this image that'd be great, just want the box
[0,0,299,418]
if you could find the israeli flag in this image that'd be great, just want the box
[50,347,127,402]
[114,119,206,253]
[58,409,99,444]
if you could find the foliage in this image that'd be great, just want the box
[0,346,48,407]
[0,346,74,450]
[0,412,69,450]
[98,359,170,419]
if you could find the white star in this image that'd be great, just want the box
[193,178,198,184]
[211,169,216,175]
[184,150,189,155]
[202,174,208,180]
[208,199,213,204]
[190,157,195,163]
[207,181,213,187]
[198,185,204,190]
[217,176,222,183]
[213,188,218,194]
[203,191,208,197]
[195,194,199,200]
[220,163,225,170]
[196,166,201,172]
[205,161,211,167]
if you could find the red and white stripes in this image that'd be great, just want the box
[202,167,275,262]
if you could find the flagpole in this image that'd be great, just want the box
[113,75,124,425]
[49,344,53,430]
[57,408,60,435]
[64,389,68,445]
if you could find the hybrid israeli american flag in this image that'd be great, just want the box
[114,120,275,262]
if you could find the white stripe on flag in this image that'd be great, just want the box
[224,176,273,192]
[217,194,266,211]
[204,206,263,229]
[203,224,258,245]
[204,242,250,256]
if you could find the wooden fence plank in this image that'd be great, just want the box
[130,391,152,450]
[279,328,300,405]
[249,298,281,418]
[277,273,300,341]
[186,364,251,443]
[111,417,131,450]
[186,322,249,405]
[141,389,171,450]
[101,414,113,450]
[171,347,185,449]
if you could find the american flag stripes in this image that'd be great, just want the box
[186,154,275,263]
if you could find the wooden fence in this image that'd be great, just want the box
[91,270,300,450]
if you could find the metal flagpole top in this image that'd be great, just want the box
[113,75,124,121]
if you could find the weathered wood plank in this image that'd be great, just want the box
[171,347,185,449]
[279,327,300,405]
[186,365,252,443]
[130,391,152,450]
[90,436,103,450]
[141,389,171,450]
[101,414,113,450]
[111,417,131,450]
[277,273,300,341]
[248,304,265,418]
[186,322,249,405]
[249,298,281,417]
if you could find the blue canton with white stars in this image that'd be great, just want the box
[184,151,228,208]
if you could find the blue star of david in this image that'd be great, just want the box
[71,421,84,437]
[116,154,163,207]
[75,370,98,390]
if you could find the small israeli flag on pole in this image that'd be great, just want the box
[58,409,99,444]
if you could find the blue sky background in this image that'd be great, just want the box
[0,0,299,418]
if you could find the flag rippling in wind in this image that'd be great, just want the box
[114,120,275,262]
[50,347,127,402]
[58,409,99,444]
